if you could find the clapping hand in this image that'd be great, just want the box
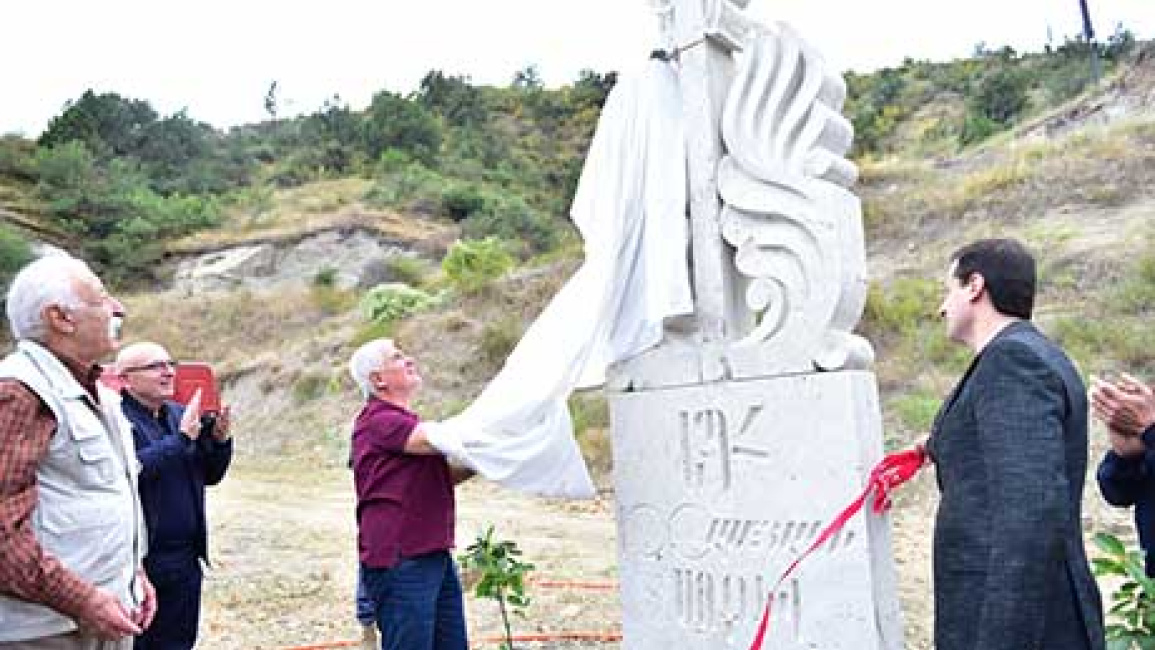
[180,389,203,440]
[1091,374,1155,438]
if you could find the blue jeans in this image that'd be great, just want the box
[356,565,376,625]
[361,551,468,650]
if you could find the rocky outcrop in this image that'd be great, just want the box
[172,228,423,294]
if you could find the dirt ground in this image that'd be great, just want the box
[197,459,940,649]
[198,449,1131,650]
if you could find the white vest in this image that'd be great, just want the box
[0,340,146,641]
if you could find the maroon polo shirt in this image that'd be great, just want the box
[352,397,455,569]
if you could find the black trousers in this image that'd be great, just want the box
[135,553,202,650]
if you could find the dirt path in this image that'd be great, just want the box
[199,455,1128,649]
[199,460,622,649]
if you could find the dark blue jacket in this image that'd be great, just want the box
[1097,423,1155,577]
[121,392,232,564]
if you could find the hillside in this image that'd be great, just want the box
[0,39,1153,648]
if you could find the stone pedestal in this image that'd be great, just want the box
[608,370,901,649]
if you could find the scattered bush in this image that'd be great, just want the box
[359,284,439,325]
[313,267,338,287]
[441,183,485,221]
[0,224,33,290]
[463,194,561,256]
[442,237,514,294]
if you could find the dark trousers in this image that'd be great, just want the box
[361,551,467,650]
[135,553,202,650]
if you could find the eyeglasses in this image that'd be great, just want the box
[121,360,178,373]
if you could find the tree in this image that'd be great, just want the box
[417,70,487,127]
[511,65,543,90]
[39,90,158,157]
[361,91,442,166]
[136,110,221,194]
[572,69,617,108]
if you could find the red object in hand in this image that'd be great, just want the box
[867,444,928,513]
[173,362,222,414]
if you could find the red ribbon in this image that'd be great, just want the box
[746,445,927,650]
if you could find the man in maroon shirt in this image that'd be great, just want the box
[348,338,472,650]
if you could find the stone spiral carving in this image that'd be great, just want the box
[718,23,873,376]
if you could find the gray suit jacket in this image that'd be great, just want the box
[927,321,1104,650]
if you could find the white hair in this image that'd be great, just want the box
[5,254,91,341]
[349,338,393,399]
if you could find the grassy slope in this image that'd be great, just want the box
[45,47,1155,473]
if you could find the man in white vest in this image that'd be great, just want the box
[0,254,156,649]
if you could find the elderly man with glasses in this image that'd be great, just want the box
[0,254,156,649]
[114,342,232,650]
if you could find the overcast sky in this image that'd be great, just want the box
[2,0,1152,136]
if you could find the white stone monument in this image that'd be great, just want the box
[607,1,902,648]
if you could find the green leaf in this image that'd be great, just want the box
[1097,533,1130,557]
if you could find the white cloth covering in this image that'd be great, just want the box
[425,60,693,499]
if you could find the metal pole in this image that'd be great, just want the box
[1078,0,1100,83]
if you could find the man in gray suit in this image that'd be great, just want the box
[926,238,1104,650]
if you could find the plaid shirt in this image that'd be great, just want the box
[0,374,101,621]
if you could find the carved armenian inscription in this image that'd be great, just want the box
[679,403,770,490]
[621,400,858,640]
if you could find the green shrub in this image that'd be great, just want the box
[1092,532,1155,646]
[313,267,338,287]
[458,527,534,650]
[0,224,33,290]
[463,193,561,256]
[359,283,439,324]
[442,183,485,221]
[442,237,514,294]
[363,161,444,212]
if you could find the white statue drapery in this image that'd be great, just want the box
[425,60,693,498]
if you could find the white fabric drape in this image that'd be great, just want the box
[425,60,692,499]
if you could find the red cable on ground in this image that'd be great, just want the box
[471,630,623,647]
[526,579,618,590]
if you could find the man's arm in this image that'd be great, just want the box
[402,423,442,455]
[0,381,97,616]
[969,342,1070,650]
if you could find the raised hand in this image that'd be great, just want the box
[180,388,203,440]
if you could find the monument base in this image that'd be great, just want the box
[608,370,902,649]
